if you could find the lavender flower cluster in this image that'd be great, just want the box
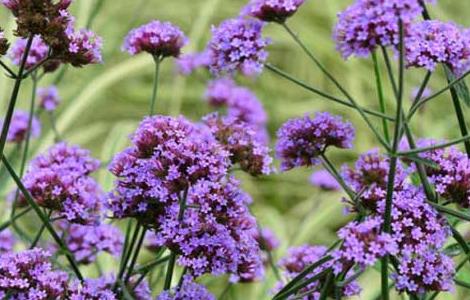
[1,109,41,144]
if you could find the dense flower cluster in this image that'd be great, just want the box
[108,115,229,225]
[406,21,470,74]
[0,28,9,56]
[203,113,272,176]
[377,186,450,255]
[276,112,355,171]
[342,149,407,210]
[205,78,267,129]
[333,217,397,270]
[156,177,263,281]
[334,0,433,59]
[58,223,124,264]
[0,229,15,254]
[392,250,455,294]
[2,109,41,143]
[157,276,215,300]
[208,18,269,76]
[68,278,116,300]
[0,248,68,299]
[64,26,103,66]
[176,51,211,75]
[38,86,61,111]
[242,0,305,23]
[20,142,103,224]
[9,35,48,70]
[310,169,341,191]
[123,20,188,57]
[277,245,361,299]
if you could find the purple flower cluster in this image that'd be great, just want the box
[333,217,398,270]
[157,276,215,300]
[334,0,433,59]
[2,109,41,144]
[9,35,48,69]
[277,245,361,299]
[0,229,15,254]
[0,248,68,299]
[205,78,268,129]
[64,26,103,66]
[176,51,211,75]
[156,177,263,281]
[310,169,341,191]
[242,0,306,23]
[108,115,229,225]
[123,20,188,57]
[342,149,407,210]
[208,18,269,77]
[276,112,355,171]
[38,85,61,111]
[203,113,272,176]
[20,142,103,224]
[58,223,124,264]
[406,21,470,74]
[392,250,455,294]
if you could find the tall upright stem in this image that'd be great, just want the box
[372,51,390,143]
[0,35,34,168]
[149,56,161,115]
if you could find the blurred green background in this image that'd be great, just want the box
[1,0,470,299]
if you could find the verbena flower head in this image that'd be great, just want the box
[157,276,215,300]
[310,169,341,191]
[2,109,41,144]
[123,20,187,57]
[208,18,269,77]
[64,26,103,66]
[59,223,124,264]
[155,177,263,281]
[334,0,433,59]
[9,35,48,70]
[277,245,361,299]
[342,149,407,210]
[108,115,230,226]
[392,250,455,294]
[176,51,211,75]
[203,113,272,176]
[0,248,68,299]
[21,142,103,224]
[333,217,398,271]
[38,86,61,111]
[242,0,306,23]
[0,28,9,56]
[276,112,355,171]
[205,78,267,128]
[0,229,15,254]
[406,21,470,75]
[377,185,450,256]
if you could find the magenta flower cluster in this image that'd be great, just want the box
[20,142,103,224]
[208,18,270,77]
[203,113,272,176]
[157,276,215,300]
[276,112,355,171]
[9,35,48,69]
[242,0,306,23]
[122,20,188,57]
[2,109,41,144]
[334,0,434,59]
[406,20,470,74]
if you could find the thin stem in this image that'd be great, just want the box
[117,222,141,283]
[397,134,470,156]
[0,207,32,231]
[149,56,161,115]
[372,50,390,143]
[381,19,405,300]
[124,227,147,284]
[0,60,17,78]
[381,46,398,99]
[319,154,356,201]
[265,63,395,122]
[164,189,188,290]
[2,155,83,281]
[274,268,331,300]
[29,210,51,249]
[428,202,470,222]
[0,34,34,168]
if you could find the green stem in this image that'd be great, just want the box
[2,155,83,281]
[124,227,147,284]
[397,134,470,156]
[0,35,34,168]
[372,51,390,143]
[29,210,51,249]
[265,63,394,122]
[0,60,17,78]
[428,202,470,222]
[117,222,141,283]
[149,56,161,115]
[0,207,32,231]
[319,154,356,201]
